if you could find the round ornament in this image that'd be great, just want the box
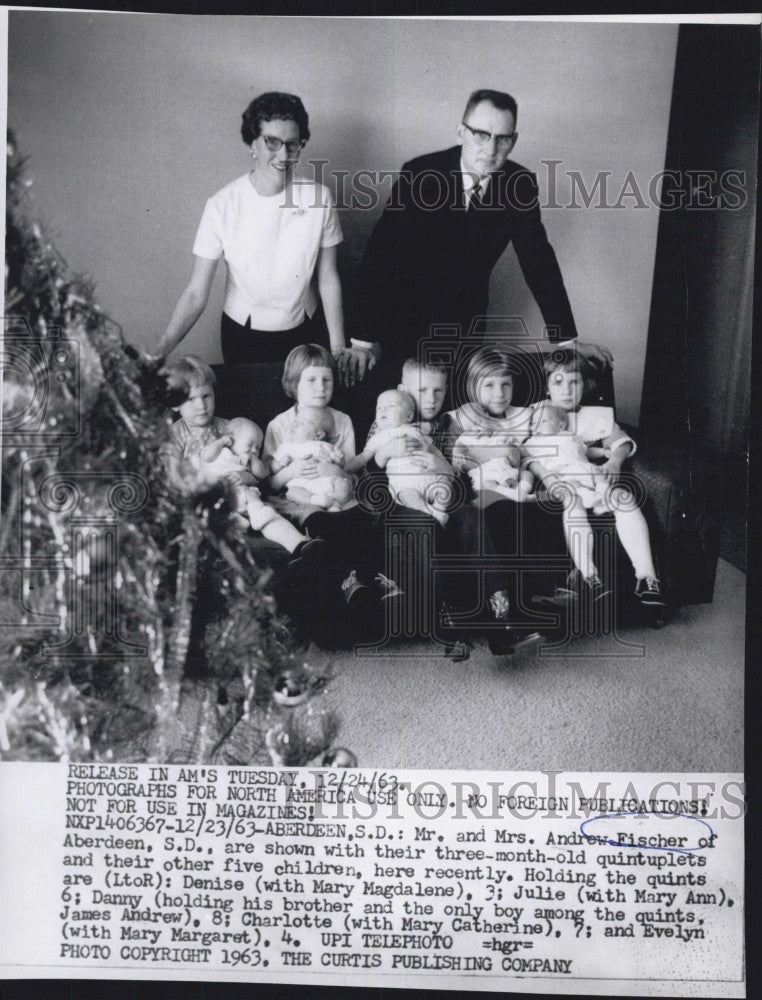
[272,670,310,707]
[322,747,357,768]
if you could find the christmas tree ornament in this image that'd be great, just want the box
[265,680,339,768]
[322,747,357,768]
[272,669,310,707]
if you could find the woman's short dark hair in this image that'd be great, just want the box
[241,92,311,146]
[281,343,336,400]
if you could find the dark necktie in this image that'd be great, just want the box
[467,183,483,211]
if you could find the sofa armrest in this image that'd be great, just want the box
[628,445,722,606]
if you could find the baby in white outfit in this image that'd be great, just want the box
[200,417,287,529]
[270,409,355,512]
[349,389,454,526]
[522,402,609,513]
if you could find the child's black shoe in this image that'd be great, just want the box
[487,626,543,657]
[635,576,668,629]
[341,569,374,612]
[583,572,612,608]
[444,639,472,662]
[635,576,665,608]
[486,589,543,656]
[288,536,327,571]
[375,573,404,601]
[439,602,472,662]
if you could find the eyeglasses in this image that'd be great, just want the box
[461,122,516,149]
[261,135,307,153]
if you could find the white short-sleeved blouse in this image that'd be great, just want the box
[193,175,343,331]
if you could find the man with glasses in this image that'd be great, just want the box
[358,89,607,372]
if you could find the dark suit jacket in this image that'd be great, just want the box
[359,145,578,360]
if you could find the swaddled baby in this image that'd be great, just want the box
[522,401,609,513]
[200,416,285,529]
[451,427,524,491]
[349,389,454,526]
[270,408,355,511]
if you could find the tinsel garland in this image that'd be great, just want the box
[1,131,342,765]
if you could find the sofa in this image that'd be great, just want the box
[211,347,722,614]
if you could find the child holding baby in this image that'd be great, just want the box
[270,407,354,512]
[262,344,393,612]
[448,345,665,617]
[525,351,665,610]
[161,343,663,655]
[349,388,454,526]
[444,346,556,640]
[160,356,323,568]
[352,356,543,657]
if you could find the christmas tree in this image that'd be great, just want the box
[1,132,351,767]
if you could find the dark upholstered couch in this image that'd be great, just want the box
[211,357,721,609]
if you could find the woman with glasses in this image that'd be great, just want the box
[158,92,361,374]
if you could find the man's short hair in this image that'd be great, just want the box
[463,89,518,124]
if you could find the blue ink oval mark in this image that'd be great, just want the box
[580,812,715,854]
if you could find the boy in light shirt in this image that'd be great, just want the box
[357,358,542,658]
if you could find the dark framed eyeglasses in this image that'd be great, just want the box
[261,135,307,153]
[461,122,516,149]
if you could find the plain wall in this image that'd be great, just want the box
[7,14,677,424]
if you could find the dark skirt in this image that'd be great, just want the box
[220,309,328,364]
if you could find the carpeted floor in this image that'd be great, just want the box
[315,558,745,772]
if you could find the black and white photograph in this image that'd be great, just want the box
[0,10,754,995]
[2,11,753,771]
